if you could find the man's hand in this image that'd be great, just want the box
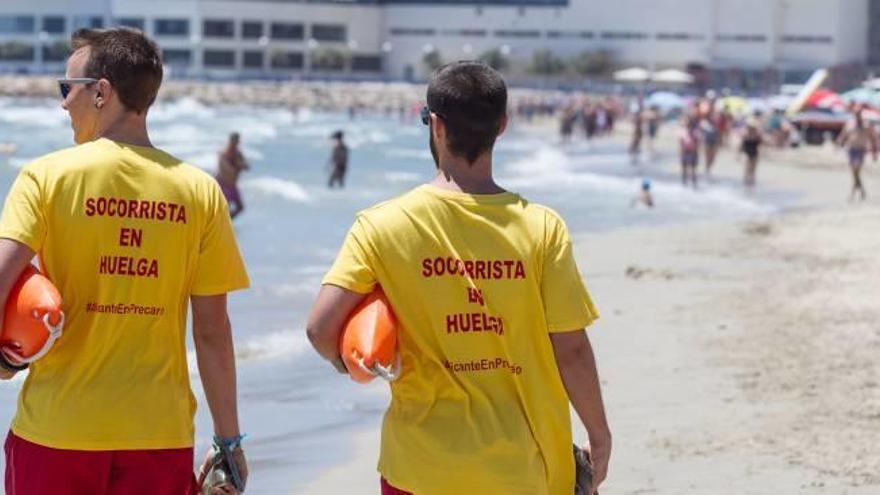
[0,345,27,381]
[197,447,248,494]
[584,433,611,494]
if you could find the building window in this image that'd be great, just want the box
[243,50,264,68]
[42,41,70,62]
[0,16,35,34]
[390,28,435,36]
[494,30,541,38]
[656,32,705,41]
[204,20,235,39]
[352,54,382,72]
[155,19,189,37]
[73,16,103,30]
[271,23,304,40]
[600,31,648,40]
[270,51,304,69]
[162,49,192,66]
[242,21,263,39]
[42,16,66,34]
[311,49,346,71]
[115,17,145,31]
[311,24,346,42]
[204,49,235,67]
[782,35,833,44]
[440,29,487,37]
[0,42,34,61]
[716,34,767,43]
[547,30,592,39]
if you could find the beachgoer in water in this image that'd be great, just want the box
[0,27,249,494]
[836,108,878,201]
[679,114,700,189]
[644,105,661,160]
[307,61,611,495]
[700,107,721,179]
[740,119,764,191]
[328,130,349,188]
[631,178,654,208]
[559,104,578,144]
[629,102,644,165]
[217,132,250,219]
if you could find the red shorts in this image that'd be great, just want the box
[4,432,199,495]
[381,477,413,495]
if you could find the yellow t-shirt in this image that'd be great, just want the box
[0,138,249,450]
[323,184,598,495]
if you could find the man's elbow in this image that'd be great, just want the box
[306,322,333,354]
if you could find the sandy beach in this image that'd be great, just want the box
[301,127,880,494]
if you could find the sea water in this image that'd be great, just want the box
[0,96,780,493]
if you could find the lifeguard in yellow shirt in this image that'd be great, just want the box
[307,61,612,495]
[0,28,248,494]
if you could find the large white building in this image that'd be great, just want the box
[0,0,873,85]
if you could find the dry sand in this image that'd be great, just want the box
[301,129,880,494]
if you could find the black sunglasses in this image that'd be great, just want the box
[420,106,446,125]
[58,78,98,99]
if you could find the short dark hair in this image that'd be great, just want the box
[71,28,163,115]
[427,61,507,163]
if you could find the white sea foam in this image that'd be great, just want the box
[384,171,423,183]
[386,148,432,160]
[236,329,312,363]
[242,176,312,203]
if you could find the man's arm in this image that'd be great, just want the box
[191,294,248,491]
[306,284,367,373]
[191,293,248,492]
[550,329,612,494]
[0,239,37,379]
[191,294,241,437]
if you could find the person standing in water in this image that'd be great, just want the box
[679,113,700,189]
[217,132,249,219]
[740,119,764,191]
[629,103,644,165]
[327,130,348,189]
[836,108,878,201]
[307,61,611,495]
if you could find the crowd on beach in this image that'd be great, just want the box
[547,90,877,202]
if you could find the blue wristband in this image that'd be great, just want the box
[213,433,246,450]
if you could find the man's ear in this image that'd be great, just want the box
[497,113,509,137]
[432,113,445,141]
[95,78,113,108]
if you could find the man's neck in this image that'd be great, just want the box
[97,113,152,148]
[431,155,505,195]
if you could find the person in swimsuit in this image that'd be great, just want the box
[629,103,644,165]
[217,132,250,218]
[327,130,349,188]
[740,119,764,191]
[679,114,700,189]
[836,109,878,201]
[700,107,721,180]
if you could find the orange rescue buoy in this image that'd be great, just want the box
[1,264,64,363]
[338,289,400,384]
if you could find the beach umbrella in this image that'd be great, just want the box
[841,87,880,108]
[862,78,880,90]
[718,96,750,115]
[805,88,847,112]
[646,91,685,112]
[651,69,694,85]
[613,67,651,83]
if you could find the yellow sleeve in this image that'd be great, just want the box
[191,182,249,296]
[0,166,46,253]
[322,216,377,294]
[541,214,599,333]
